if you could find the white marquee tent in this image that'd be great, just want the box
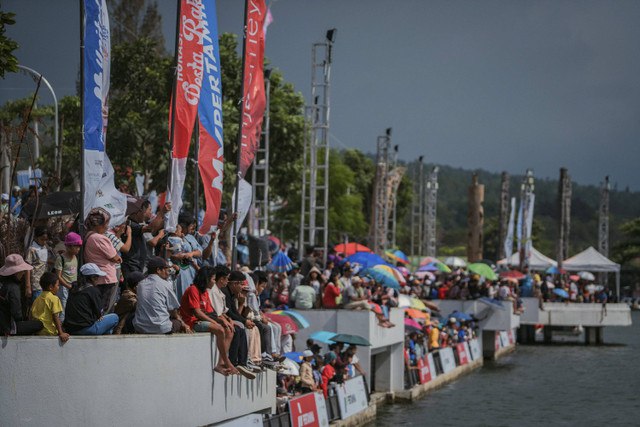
[497,247,557,271]
[562,246,621,296]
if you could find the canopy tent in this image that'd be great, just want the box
[497,247,557,271]
[562,246,621,297]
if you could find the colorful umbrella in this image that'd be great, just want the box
[405,308,429,320]
[404,318,424,330]
[419,256,443,267]
[309,330,337,344]
[280,358,300,376]
[334,243,372,256]
[443,256,467,268]
[264,313,299,334]
[398,294,412,308]
[569,274,580,282]
[385,249,410,265]
[373,264,406,285]
[397,266,410,277]
[267,251,295,273]
[272,310,310,329]
[414,271,436,281]
[284,352,304,363]
[344,252,389,270]
[419,262,451,273]
[267,236,281,253]
[363,266,400,289]
[546,266,566,275]
[553,288,569,299]
[499,270,525,280]
[331,333,372,346]
[468,263,497,280]
[409,297,427,311]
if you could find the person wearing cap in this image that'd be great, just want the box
[0,193,9,214]
[0,254,43,336]
[83,208,122,314]
[54,232,82,320]
[25,226,52,303]
[63,264,119,335]
[299,350,316,393]
[112,271,144,334]
[133,256,191,335]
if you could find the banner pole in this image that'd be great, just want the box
[79,0,85,236]
[231,0,250,269]
[167,0,182,199]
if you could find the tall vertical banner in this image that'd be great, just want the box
[167,0,205,232]
[524,193,535,263]
[516,196,524,252]
[504,197,516,260]
[197,0,224,234]
[238,0,267,178]
[83,0,127,225]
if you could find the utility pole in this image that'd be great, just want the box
[424,166,439,257]
[467,173,484,263]
[598,176,610,285]
[556,167,572,269]
[497,172,510,260]
[371,128,392,255]
[299,29,336,266]
[390,144,399,248]
[410,156,424,257]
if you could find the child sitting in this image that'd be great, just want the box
[30,272,70,342]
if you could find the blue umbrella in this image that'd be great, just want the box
[447,310,473,322]
[546,266,566,275]
[310,330,337,344]
[284,351,304,363]
[267,251,294,273]
[344,252,389,270]
[553,288,569,299]
[362,267,400,289]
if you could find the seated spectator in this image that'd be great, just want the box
[64,264,119,335]
[290,280,317,309]
[113,271,144,334]
[25,226,52,303]
[134,257,191,334]
[179,266,235,376]
[55,232,82,320]
[0,254,43,335]
[322,273,341,308]
[30,272,70,342]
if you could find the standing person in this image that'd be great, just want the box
[105,222,133,285]
[299,350,316,393]
[63,264,119,335]
[133,257,191,335]
[290,280,317,309]
[321,352,337,398]
[0,254,43,335]
[173,213,203,300]
[30,272,70,342]
[54,232,82,320]
[83,208,121,313]
[288,264,304,295]
[121,199,171,277]
[25,226,51,303]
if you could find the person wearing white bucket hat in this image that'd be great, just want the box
[0,254,43,335]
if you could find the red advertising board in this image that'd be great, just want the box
[495,332,501,350]
[289,392,326,427]
[417,356,433,383]
[456,342,470,365]
[507,329,515,345]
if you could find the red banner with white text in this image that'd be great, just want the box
[238,0,267,178]
[167,0,204,232]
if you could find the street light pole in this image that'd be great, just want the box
[17,65,60,188]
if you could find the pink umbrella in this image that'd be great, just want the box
[404,318,424,331]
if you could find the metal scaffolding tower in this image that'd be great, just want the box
[251,69,271,236]
[598,176,610,285]
[424,166,439,257]
[519,169,535,270]
[410,156,424,257]
[371,129,392,255]
[497,172,510,260]
[556,168,572,268]
[390,145,399,248]
[299,29,336,264]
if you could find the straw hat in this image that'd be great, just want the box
[0,254,34,276]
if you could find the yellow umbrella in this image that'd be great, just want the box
[374,264,406,285]
[409,297,427,311]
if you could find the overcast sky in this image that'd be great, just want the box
[3,0,640,190]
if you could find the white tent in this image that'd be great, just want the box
[497,247,557,271]
[562,246,621,297]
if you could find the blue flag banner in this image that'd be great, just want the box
[83,0,126,224]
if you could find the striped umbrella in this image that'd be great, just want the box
[363,266,400,289]
[267,250,295,273]
[373,264,406,285]
[385,249,410,265]
[272,310,310,329]
[419,256,443,267]
[419,262,451,273]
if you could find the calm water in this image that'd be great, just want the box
[373,312,640,427]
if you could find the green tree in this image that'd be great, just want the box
[0,9,18,78]
[613,218,640,265]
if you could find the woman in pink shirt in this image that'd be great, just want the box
[84,208,122,313]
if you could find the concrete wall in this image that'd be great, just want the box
[293,308,405,393]
[0,334,275,427]
[433,300,520,331]
[520,302,632,326]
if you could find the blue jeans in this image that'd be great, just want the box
[76,314,119,335]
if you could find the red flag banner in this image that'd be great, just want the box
[167,0,204,232]
[238,0,267,178]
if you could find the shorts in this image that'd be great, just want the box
[193,321,212,332]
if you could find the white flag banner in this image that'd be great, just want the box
[504,197,516,260]
[232,178,253,234]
